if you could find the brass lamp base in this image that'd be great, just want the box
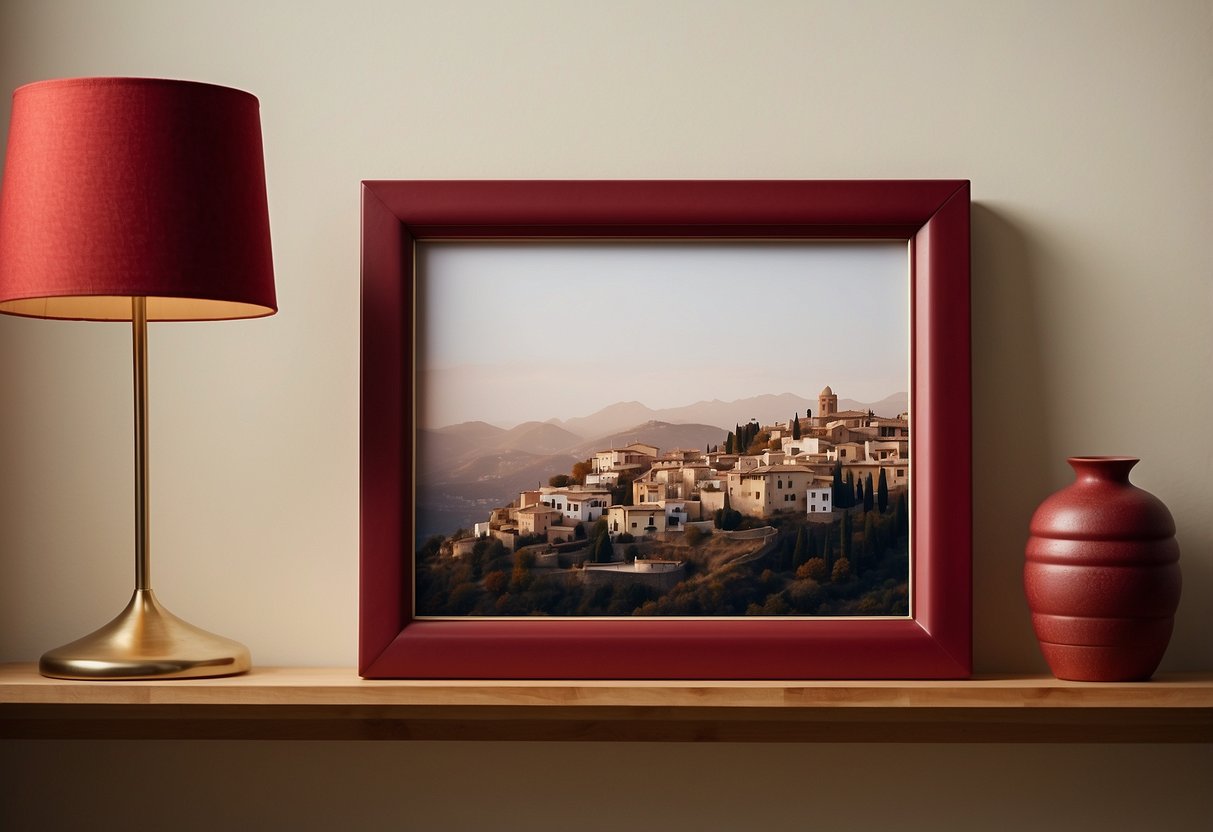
[39,589,251,680]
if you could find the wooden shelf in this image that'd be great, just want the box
[2,664,1211,742]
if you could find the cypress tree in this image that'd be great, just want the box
[593,530,614,563]
[864,472,875,513]
[856,477,865,510]
[792,412,801,440]
[792,527,806,570]
[877,468,889,513]
[895,493,908,536]
[862,513,876,571]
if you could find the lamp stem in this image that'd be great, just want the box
[132,296,150,591]
[37,293,251,679]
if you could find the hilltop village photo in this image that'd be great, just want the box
[413,240,911,618]
[417,385,911,617]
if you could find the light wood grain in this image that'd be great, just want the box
[3,665,1211,742]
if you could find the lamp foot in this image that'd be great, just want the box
[39,589,251,680]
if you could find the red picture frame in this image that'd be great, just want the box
[360,180,970,679]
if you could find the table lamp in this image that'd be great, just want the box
[0,78,276,680]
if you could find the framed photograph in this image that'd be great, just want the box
[361,180,970,679]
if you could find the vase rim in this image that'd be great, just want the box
[1067,455,1140,463]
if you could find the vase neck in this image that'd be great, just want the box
[1067,456,1139,484]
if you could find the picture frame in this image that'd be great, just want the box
[360,180,970,679]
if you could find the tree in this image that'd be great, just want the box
[798,557,827,582]
[484,538,508,567]
[571,460,593,484]
[791,526,807,570]
[733,420,762,455]
[863,472,874,513]
[468,538,490,579]
[447,582,481,614]
[861,513,877,574]
[483,570,508,595]
[840,512,853,561]
[549,474,572,488]
[610,471,637,506]
[834,473,853,511]
[592,529,614,563]
[717,507,742,531]
[856,477,865,510]
[725,431,735,454]
[792,411,801,440]
[894,492,909,537]
[831,557,852,582]
[877,468,889,514]
[574,523,587,540]
[510,549,535,592]
[831,463,848,508]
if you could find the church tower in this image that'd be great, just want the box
[818,385,838,419]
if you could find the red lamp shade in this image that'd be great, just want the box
[0,77,275,321]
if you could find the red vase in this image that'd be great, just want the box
[1024,456,1181,681]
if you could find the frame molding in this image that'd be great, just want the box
[361,180,970,679]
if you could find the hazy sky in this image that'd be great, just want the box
[417,241,908,429]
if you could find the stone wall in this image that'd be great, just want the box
[579,561,686,592]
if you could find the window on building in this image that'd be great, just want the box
[810,505,816,512]
[631,522,637,528]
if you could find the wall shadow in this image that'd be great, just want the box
[969,203,1056,674]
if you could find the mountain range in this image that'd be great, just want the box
[547,391,907,441]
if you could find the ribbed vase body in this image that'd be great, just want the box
[1024,457,1181,681]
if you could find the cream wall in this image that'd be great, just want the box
[1,1,1210,829]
